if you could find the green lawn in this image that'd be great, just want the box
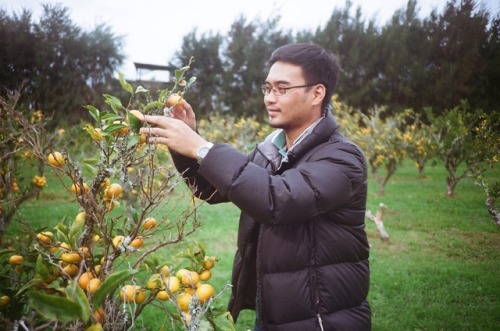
[4,160,499,330]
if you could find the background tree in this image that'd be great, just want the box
[313,1,380,112]
[174,30,224,117]
[221,16,292,120]
[427,101,500,197]
[0,4,123,125]
[423,0,491,115]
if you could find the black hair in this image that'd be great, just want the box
[268,43,340,110]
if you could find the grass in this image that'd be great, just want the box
[4,160,499,330]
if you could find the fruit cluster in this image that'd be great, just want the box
[32,175,47,187]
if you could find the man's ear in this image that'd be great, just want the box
[312,84,326,107]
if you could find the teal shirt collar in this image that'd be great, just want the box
[272,130,287,157]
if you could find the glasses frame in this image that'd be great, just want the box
[261,83,316,96]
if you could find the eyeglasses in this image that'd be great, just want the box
[261,84,315,96]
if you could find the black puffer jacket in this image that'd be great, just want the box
[172,112,371,330]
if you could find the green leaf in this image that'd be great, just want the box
[56,228,70,248]
[103,94,123,114]
[143,101,164,112]
[174,66,189,82]
[119,72,134,96]
[103,123,127,135]
[28,290,83,322]
[17,277,46,296]
[101,113,123,122]
[127,134,140,148]
[84,105,100,122]
[69,217,85,240]
[128,113,143,134]
[187,76,197,88]
[93,269,139,308]
[135,86,149,94]
[35,255,50,279]
[211,311,236,331]
[66,283,91,323]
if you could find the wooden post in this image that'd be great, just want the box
[366,203,389,241]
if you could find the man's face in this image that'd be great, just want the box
[264,61,322,142]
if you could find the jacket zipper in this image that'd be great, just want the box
[317,313,325,331]
[309,219,323,331]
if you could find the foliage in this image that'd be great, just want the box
[0,64,235,330]
[426,101,500,197]
[403,112,439,178]
[170,0,499,118]
[475,179,500,226]
[198,114,273,153]
[335,103,408,196]
[0,4,123,125]
[0,85,64,245]
[174,16,291,120]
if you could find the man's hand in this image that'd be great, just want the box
[170,100,197,131]
[140,114,208,159]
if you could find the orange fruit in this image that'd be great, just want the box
[112,235,124,248]
[48,151,65,167]
[143,217,158,230]
[78,246,91,258]
[70,182,89,196]
[119,285,146,304]
[106,183,123,199]
[165,94,184,107]
[103,199,117,212]
[75,211,86,222]
[175,268,190,280]
[176,292,192,312]
[202,256,215,270]
[61,252,82,264]
[156,290,169,301]
[112,121,129,136]
[63,263,79,277]
[58,242,71,251]
[9,255,24,265]
[199,269,211,281]
[184,287,195,296]
[195,284,214,304]
[181,271,199,287]
[165,276,180,293]
[181,312,191,325]
[78,271,94,290]
[100,178,110,189]
[130,236,143,249]
[0,295,10,308]
[37,231,53,244]
[160,265,170,277]
[92,307,105,323]
[87,278,101,293]
[146,278,161,290]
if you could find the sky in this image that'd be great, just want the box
[2,0,499,80]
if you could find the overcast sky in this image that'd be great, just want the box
[2,0,499,80]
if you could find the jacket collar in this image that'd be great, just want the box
[258,110,340,170]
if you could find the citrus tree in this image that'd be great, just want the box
[354,107,408,196]
[0,62,235,330]
[426,101,500,197]
[403,111,439,178]
[0,85,64,246]
[198,114,273,154]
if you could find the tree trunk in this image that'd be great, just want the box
[446,175,457,197]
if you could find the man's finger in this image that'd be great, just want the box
[143,114,169,126]
[140,126,166,137]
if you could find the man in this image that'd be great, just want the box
[141,43,371,330]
